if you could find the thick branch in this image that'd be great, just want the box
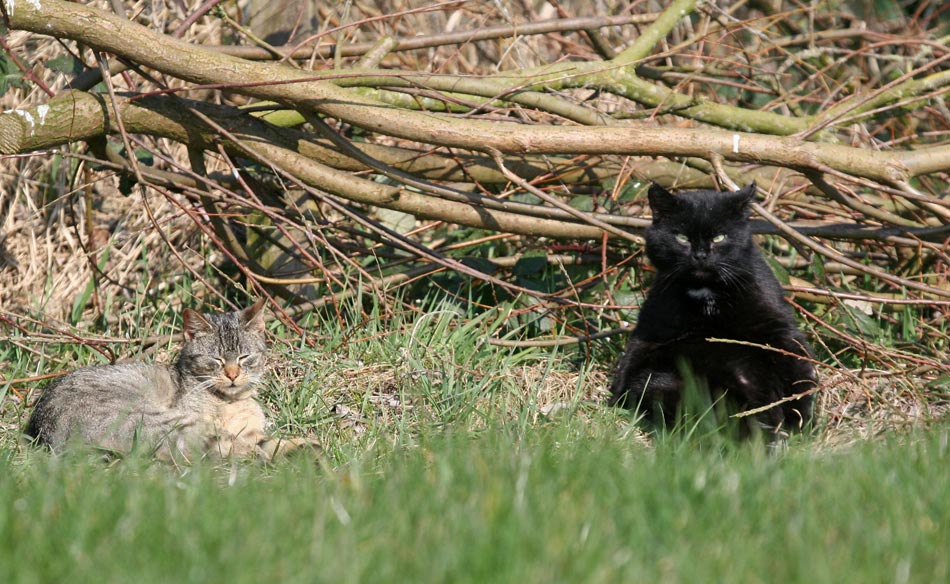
[3,93,947,243]
[7,0,940,186]
[0,90,625,184]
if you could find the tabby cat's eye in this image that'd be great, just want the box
[712,234,727,243]
[674,234,690,245]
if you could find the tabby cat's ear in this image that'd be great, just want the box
[725,182,757,217]
[647,183,677,222]
[240,299,267,332]
[182,309,213,340]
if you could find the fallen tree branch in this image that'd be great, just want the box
[6,0,947,188]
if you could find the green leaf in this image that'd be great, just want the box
[808,256,826,282]
[510,191,541,205]
[842,310,881,338]
[118,174,136,196]
[901,306,916,341]
[459,257,498,275]
[47,54,84,75]
[617,181,647,203]
[765,255,791,285]
[568,195,594,212]
[514,276,547,292]
[375,208,416,234]
[134,148,154,165]
[612,290,641,324]
[512,253,547,276]
[0,53,26,96]
[927,376,950,393]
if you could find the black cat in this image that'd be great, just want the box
[609,183,816,435]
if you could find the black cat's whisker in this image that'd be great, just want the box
[720,262,752,290]
[654,264,688,294]
[716,264,744,289]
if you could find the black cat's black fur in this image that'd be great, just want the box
[609,183,816,434]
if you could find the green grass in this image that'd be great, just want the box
[2,300,948,583]
[1,425,947,583]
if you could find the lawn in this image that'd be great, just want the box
[1,422,947,583]
[1,305,947,583]
[2,1,948,581]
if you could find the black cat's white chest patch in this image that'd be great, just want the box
[687,287,718,315]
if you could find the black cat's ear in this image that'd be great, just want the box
[647,183,678,222]
[725,182,757,217]
[240,299,267,332]
[182,309,213,340]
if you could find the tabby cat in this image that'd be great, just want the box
[26,301,307,460]
[609,183,817,435]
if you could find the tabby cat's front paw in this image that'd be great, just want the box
[259,437,323,461]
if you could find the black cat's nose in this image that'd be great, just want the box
[692,249,709,261]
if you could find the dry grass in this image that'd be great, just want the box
[815,371,950,449]
[261,344,656,451]
[1,0,227,319]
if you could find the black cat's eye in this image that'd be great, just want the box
[712,234,727,243]
[674,233,690,245]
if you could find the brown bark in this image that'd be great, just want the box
[6,0,947,188]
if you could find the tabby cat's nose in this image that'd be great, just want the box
[223,363,240,380]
